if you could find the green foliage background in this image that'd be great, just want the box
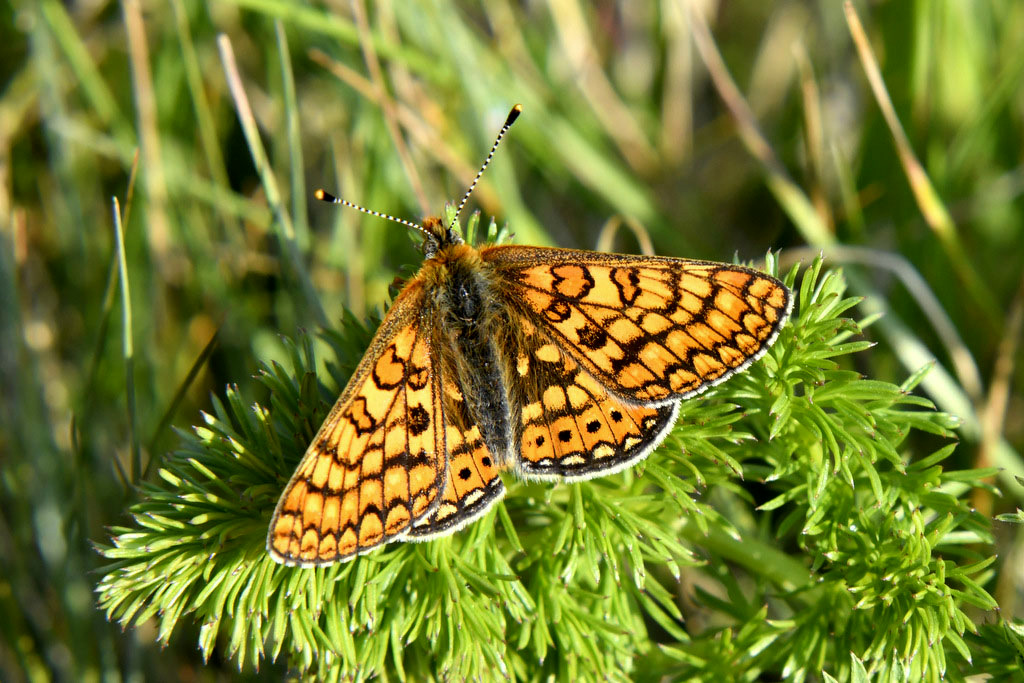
[3,0,1024,680]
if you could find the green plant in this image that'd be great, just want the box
[97,253,1008,681]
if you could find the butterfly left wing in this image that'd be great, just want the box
[267,282,447,566]
[483,245,791,405]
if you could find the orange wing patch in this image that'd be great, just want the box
[267,287,445,566]
[484,246,791,404]
[509,313,679,480]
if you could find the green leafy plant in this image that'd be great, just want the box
[97,253,1008,680]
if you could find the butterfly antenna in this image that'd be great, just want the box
[313,189,432,239]
[454,104,522,223]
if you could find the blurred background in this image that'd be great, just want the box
[2,0,1022,679]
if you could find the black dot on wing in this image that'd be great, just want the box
[458,467,472,481]
[481,456,492,467]
[610,410,623,423]
[577,324,607,350]
[407,405,430,436]
[586,420,601,433]
[535,435,546,446]
[558,429,573,443]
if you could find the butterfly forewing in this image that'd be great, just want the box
[483,246,792,404]
[267,283,447,566]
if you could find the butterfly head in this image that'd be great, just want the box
[421,215,465,259]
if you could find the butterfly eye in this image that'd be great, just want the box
[423,236,439,259]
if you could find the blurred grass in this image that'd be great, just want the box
[1,0,1022,679]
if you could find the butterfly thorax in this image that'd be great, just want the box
[420,239,515,466]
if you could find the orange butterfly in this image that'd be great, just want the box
[267,105,791,566]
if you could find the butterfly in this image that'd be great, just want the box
[267,105,792,566]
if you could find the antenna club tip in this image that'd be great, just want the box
[314,189,336,202]
[506,104,523,126]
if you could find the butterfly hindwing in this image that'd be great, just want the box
[267,283,446,566]
[501,311,679,479]
[483,245,791,404]
[407,376,506,539]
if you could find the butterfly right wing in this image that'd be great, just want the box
[481,245,789,480]
[267,281,447,566]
